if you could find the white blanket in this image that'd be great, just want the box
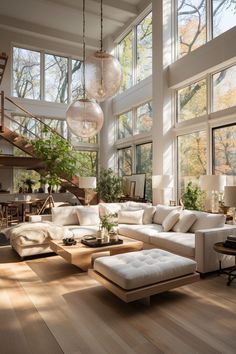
[4,221,70,246]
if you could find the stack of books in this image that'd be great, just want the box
[224,235,236,249]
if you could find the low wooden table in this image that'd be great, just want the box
[213,242,236,286]
[50,236,143,271]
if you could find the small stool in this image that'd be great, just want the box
[89,249,199,303]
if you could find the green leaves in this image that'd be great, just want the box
[181,181,204,211]
[30,128,79,187]
[97,168,123,202]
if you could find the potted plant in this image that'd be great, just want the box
[181,181,204,211]
[97,168,123,202]
[23,178,35,193]
[29,127,79,211]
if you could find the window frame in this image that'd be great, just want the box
[12,45,82,104]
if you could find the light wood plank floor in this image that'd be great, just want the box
[0,245,236,354]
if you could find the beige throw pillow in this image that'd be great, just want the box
[162,210,180,232]
[189,211,226,232]
[76,206,100,226]
[172,211,197,233]
[153,205,182,225]
[52,205,82,226]
[118,209,144,224]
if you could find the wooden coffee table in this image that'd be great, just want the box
[50,236,143,271]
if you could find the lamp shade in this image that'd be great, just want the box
[79,177,97,189]
[224,186,236,207]
[85,51,123,102]
[66,99,104,138]
[199,175,226,191]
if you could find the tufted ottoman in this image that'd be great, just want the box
[89,249,199,303]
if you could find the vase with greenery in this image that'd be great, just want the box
[23,178,35,193]
[181,181,204,211]
[97,168,123,202]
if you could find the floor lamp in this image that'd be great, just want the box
[200,175,226,212]
[79,177,96,206]
[224,186,236,224]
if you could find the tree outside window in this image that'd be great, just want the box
[118,147,132,176]
[177,79,207,122]
[177,131,207,198]
[177,0,236,58]
[118,31,133,91]
[213,124,236,176]
[136,142,152,201]
[212,64,236,112]
[118,111,133,139]
[13,47,40,99]
[136,102,152,133]
[137,12,152,83]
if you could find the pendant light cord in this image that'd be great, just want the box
[100,0,103,52]
[82,0,86,99]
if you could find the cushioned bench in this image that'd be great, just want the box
[89,249,199,303]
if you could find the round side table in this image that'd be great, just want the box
[213,242,236,286]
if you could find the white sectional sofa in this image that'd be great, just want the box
[4,202,236,274]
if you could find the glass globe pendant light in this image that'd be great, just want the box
[66,0,104,138]
[85,0,123,102]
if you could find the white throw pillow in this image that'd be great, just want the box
[52,205,82,226]
[76,206,100,226]
[153,205,182,225]
[189,211,226,232]
[143,206,156,224]
[118,209,144,224]
[162,210,180,232]
[172,210,197,233]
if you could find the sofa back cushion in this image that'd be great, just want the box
[172,210,197,233]
[52,205,82,226]
[153,205,182,225]
[118,209,144,224]
[77,206,100,226]
[189,211,226,232]
[162,210,180,232]
[99,203,125,218]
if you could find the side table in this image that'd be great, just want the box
[213,242,236,286]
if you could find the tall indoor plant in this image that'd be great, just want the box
[97,168,123,202]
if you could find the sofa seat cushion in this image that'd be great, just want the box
[150,232,195,259]
[94,249,197,290]
[6,222,69,247]
[65,225,98,238]
[118,224,163,243]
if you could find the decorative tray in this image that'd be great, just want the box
[81,238,123,248]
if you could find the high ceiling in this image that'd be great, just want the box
[0,0,151,51]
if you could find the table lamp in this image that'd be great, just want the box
[200,175,226,212]
[224,186,236,224]
[79,177,96,206]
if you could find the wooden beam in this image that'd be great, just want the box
[0,91,4,133]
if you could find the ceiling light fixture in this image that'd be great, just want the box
[66,0,104,138]
[85,0,123,102]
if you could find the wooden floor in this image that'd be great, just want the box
[0,246,236,354]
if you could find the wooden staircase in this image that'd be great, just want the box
[0,53,8,86]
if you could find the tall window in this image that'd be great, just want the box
[118,111,132,139]
[13,47,40,99]
[12,46,82,103]
[177,79,207,122]
[136,12,152,83]
[177,0,206,58]
[118,147,132,176]
[212,64,236,112]
[118,31,133,91]
[45,54,68,103]
[212,0,236,38]
[177,131,207,197]
[118,12,152,92]
[213,124,236,175]
[136,102,152,133]
[136,142,152,200]
[176,0,236,58]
